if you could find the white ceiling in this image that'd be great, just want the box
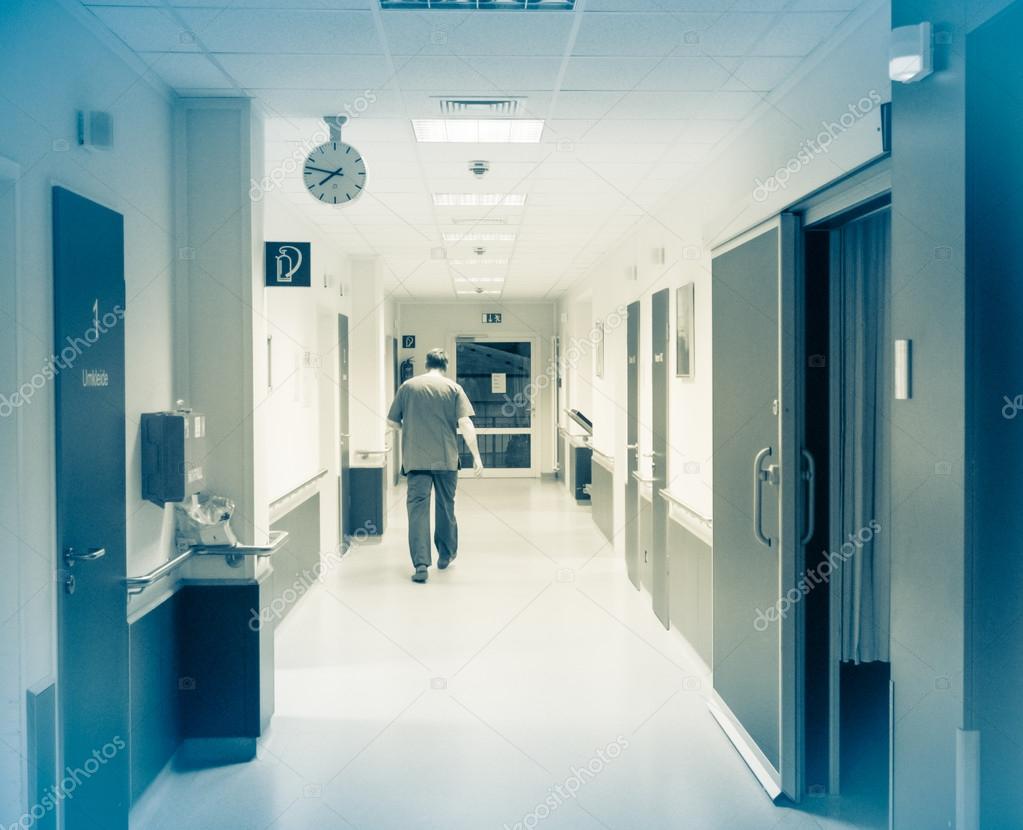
[79,0,865,299]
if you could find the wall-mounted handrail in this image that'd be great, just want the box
[126,530,291,594]
[591,448,614,472]
[631,470,657,484]
[193,530,290,566]
[125,549,194,596]
[658,488,713,529]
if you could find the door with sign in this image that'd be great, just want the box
[452,336,538,477]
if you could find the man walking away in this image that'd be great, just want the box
[387,348,484,583]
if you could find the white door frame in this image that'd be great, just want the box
[448,333,541,478]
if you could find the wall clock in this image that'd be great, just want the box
[304,115,366,206]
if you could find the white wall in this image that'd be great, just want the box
[396,301,557,474]
[0,0,175,817]
[560,1,889,529]
[262,191,352,501]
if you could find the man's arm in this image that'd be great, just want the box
[458,416,484,477]
[386,386,404,433]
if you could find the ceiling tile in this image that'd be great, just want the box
[722,56,803,91]
[88,6,215,52]
[216,53,392,90]
[382,12,574,56]
[177,9,382,54]
[560,57,661,91]
[633,57,733,91]
[748,12,850,57]
[140,52,235,88]
[688,12,777,56]
[572,12,716,56]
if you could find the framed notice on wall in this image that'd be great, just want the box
[676,282,695,378]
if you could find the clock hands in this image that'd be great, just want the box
[305,164,341,176]
[317,166,346,187]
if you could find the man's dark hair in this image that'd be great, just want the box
[425,348,449,371]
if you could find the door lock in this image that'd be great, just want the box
[63,572,76,596]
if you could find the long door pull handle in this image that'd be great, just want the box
[800,449,816,545]
[753,447,773,547]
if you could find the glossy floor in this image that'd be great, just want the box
[132,478,883,830]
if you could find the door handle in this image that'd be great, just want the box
[753,447,773,547]
[64,547,106,567]
[626,443,639,450]
[800,449,816,545]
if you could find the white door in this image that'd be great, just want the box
[452,336,539,478]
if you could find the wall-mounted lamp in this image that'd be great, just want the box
[652,247,666,266]
[890,22,933,83]
[625,265,638,281]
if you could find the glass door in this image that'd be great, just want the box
[454,337,538,477]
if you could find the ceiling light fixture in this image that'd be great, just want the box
[450,259,508,266]
[413,119,544,144]
[451,217,508,225]
[456,289,502,296]
[453,276,505,283]
[433,193,526,207]
[442,232,516,242]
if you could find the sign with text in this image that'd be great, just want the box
[265,242,311,287]
[491,372,507,394]
[482,312,502,324]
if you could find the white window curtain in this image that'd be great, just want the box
[836,207,892,664]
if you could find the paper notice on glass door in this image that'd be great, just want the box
[491,372,507,394]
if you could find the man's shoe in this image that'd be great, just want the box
[437,552,457,570]
[411,566,428,583]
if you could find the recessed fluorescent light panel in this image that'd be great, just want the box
[443,232,517,243]
[452,217,508,225]
[384,0,573,10]
[433,193,526,207]
[456,289,503,296]
[413,119,544,143]
[449,259,508,266]
[454,277,505,283]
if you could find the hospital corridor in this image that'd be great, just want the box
[1,0,1022,828]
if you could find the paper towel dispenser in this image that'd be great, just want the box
[141,406,207,506]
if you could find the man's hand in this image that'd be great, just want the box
[459,416,484,478]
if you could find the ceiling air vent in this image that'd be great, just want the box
[436,97,522,116]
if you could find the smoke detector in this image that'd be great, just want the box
[468,160,490,178]
[473,246,486,257]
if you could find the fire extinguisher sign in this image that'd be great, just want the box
[265,242,311,287]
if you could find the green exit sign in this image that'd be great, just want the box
[482,313,502,324]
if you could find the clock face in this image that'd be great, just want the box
[303,141,366,205]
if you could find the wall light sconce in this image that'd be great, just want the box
[625,265,638,281]
[652,247,666,265]
[890,22,933,83]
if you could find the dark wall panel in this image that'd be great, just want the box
[967,3,1023,826]
[590,459,614,542]
[667,517,712,668]
[129,595,182,803]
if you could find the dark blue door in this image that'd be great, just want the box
[53,187,130,829]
